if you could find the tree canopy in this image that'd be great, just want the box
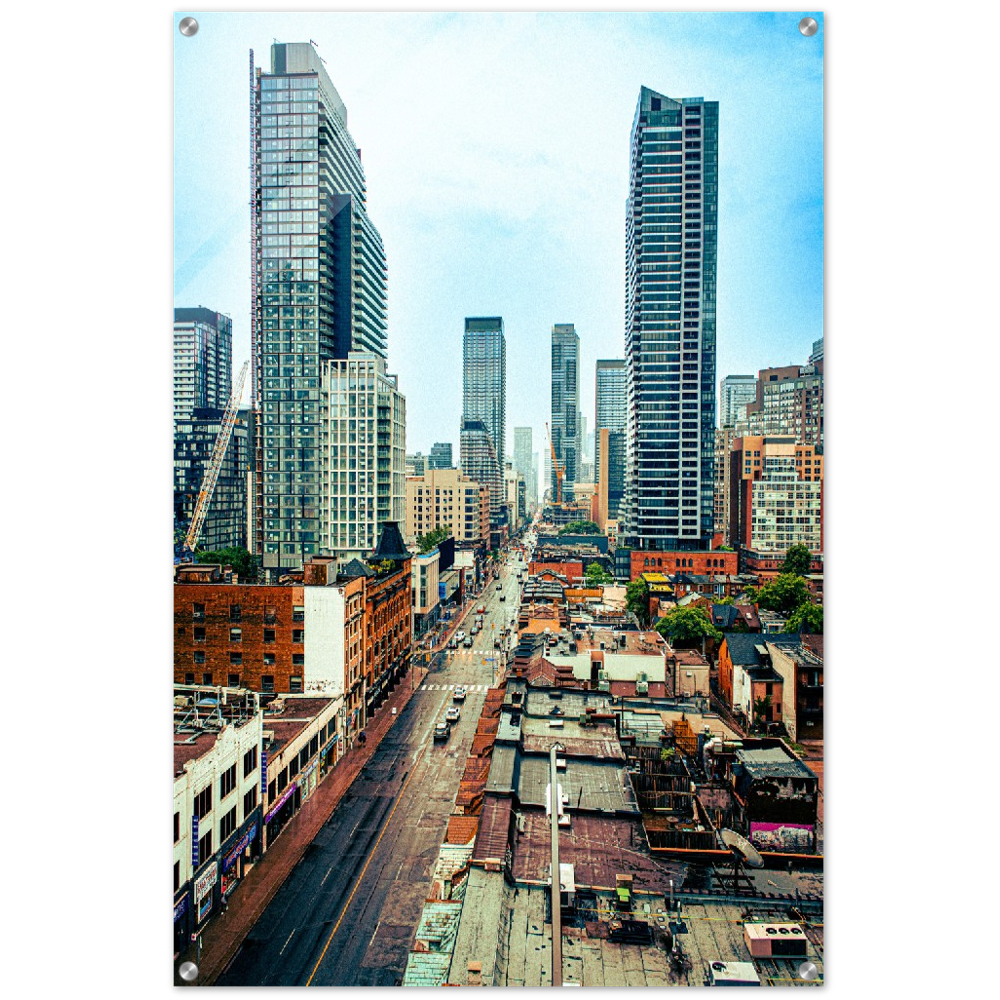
[558,520,601,536]
[654,605,722,647]
[585,562,613,585]
[756,573,812,614]
[782,543,812,577]
[417,525,451,553]
[195,546,258,579]
[786,601,824,635]
[625,578,651,626]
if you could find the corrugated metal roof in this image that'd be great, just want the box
[412,900,463,952]
[401,951,452,987]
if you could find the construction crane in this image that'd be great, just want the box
[183,360,250,556]
[546,421,565,506]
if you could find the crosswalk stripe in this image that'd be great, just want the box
[448,683,455,689]
[420,685,427,691]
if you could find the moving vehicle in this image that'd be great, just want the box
[446,707,461,724]
[447,637,458,650]
[453,685,467,701]
[477,605,486,614]
[455,630,466,641]
[496,583,503,591]
[499,594,506,601]
[463,636,473,647]
[433,721,450,742]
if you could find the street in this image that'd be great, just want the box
[216,551,525,986]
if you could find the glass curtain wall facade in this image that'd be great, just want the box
[461,317,506,522]
[252,42,388,568]
[595,359,626,518]
[720,374,756,429]
[513,427,533,504]
[173,308,233,422]
[623,87,718,551]
[550,323,580,500]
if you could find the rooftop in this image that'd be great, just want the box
[262,696,338,751]
[735,745,817,781]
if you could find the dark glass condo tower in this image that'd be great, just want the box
[623,87,718,551]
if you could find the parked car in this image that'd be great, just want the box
[446,707,461,724]
[433,722,450,742]
[447,637,458,650]
[477,605,486,614]
[499,594,506,601]
[453,685,467,701]
[496,583,503,591]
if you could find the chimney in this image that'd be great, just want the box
[467,962,483,987]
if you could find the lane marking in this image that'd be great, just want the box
[305,747,426,986]
[279,929,296,956]
[320,867,333,887]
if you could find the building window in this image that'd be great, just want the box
[292,653,304,666]
[198,830,212,861]
[174,811,180,844]
[194,627,206,643]
[174,860,180,894]
[230,604,242,622]
[292,605,305,622]
[185,672,195,685]
[243,786,258,819]
[264,605,277,624]
[193,651,205,664]
[277,767,288,793]
[219,805,238,842]
[243,746,258,778]
[193,603,205,621]
[292,629,304,644]
[230,628,242,643]
[263,653,275,666]
[262,675,274,693]
[230,652,242,665]
[202,672,212,685]
[228,672,240,687]
[220,763,237,799]
[194,784,212,819]
[289,756,300,778]
[289,676,302,693]
[264,629,276,644]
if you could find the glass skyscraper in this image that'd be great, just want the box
[623,87,718,551]
[461,317,506,524]
[550,323,580,499]
[251,42,389,568]
[595,359,626,519]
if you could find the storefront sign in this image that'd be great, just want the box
[260,748,268,794]
[194,862,218,903]
[302,761,317,783]
[264,782,298,823]
[191,814,199,869]
[222,823,258,872]
[173,895,189,922]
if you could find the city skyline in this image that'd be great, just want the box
[174,12,823,461]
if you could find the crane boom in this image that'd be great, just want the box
[184,360,250,554]
[545,421,564,506]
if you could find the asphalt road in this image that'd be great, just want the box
[216,550,528,987]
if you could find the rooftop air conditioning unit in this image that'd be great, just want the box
[743,923,807,958]
[708,961,761,987]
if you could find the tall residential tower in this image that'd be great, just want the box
[550,323,580,500]
[251,42,395,568]
[623,87,718,552]
[595,359,626,519]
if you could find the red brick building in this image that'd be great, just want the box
[630,549,737,581]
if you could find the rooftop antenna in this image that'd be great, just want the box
[716,828,763,895]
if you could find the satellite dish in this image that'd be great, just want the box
[720,828,764,869]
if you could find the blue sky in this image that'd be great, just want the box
[174,11,823,471]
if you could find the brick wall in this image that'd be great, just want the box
[630,550,738,581]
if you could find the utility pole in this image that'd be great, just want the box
[549,743,563,987]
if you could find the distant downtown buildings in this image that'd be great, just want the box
[250,42,404,569]
[622,87,718,553]
[595,359,626,520]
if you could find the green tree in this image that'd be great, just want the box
[195,546,258,580]
[585,561,613,585]
[752,695,773,727]
[654,605,722,647]
[756,573,811,614]
[626,578,651,626]
[786,601,823,634]
[715,596,735,606]
[417,525,451,553]
[782,543,812,577]
[717,545,734,552]
[558,520,601,536]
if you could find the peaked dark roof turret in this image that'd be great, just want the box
[371,521,410,563]
[338,558,374,580]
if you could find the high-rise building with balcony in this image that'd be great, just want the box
[461,317,506,523]
[428,442,453,470]
[742,364,824,452]
[174,308,233,422]
[550,323,580,499]
[251,42,390,569]
[622,87,718,552]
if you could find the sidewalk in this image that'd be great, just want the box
[181,661,428,987]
